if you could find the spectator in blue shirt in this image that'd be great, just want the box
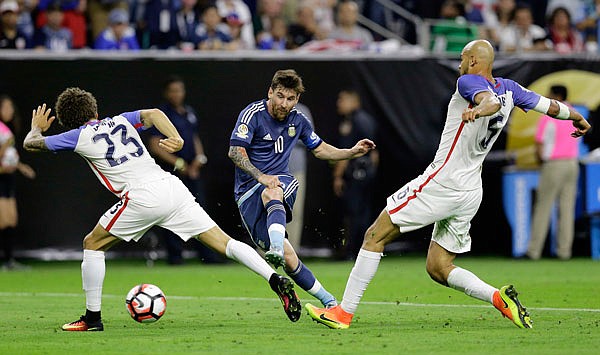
[94,8,140,50]
[33,2,73,51]
[197,5,232,50]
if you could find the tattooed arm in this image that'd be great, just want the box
[24,104,55,152]
[24,127,50,152]
[228,145,281,189]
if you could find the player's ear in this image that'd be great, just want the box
[268,87,273,99]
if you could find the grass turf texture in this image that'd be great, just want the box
[1,256,599,354]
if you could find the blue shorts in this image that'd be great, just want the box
[236,174,298,251]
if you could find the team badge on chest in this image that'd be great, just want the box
[288,125,296,137]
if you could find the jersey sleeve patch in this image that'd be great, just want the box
[45,127,83,151]
[119,111,145,130]
[457,74,491,103]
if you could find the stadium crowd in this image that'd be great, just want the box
[0,0,598,53]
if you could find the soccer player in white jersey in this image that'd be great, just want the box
[23,87,303,331]
[306,40,591,329]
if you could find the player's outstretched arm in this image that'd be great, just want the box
[312,139,376,161]
[140,109,184,153]
[544,100,591,137]
[23,104,55,152]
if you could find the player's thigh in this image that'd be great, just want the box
[239,190,270,250]
[431,188,481,254]
[386,176,453,233]
[98,195,159,242]
[158,183,217,242]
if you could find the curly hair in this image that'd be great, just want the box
[270,69,305,95]
[55,87,98,130]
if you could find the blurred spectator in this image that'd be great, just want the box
[197,4,232,50]
[35,0,87,49]
[484,0,516,48]
[141,0,179,49]
[87,0,127,45]
[527,85,579,261]
[332,89,378,260]
[439,0,466,21]
[33,2,73,51]
[0,95,36,271]
[498,3,549,52]
[145,76,223,265]
[223,13,249,49]
[256,15,287,49]
[0,0,30,49]
[16,0,38,41]
[252,0,284,41]
[328,0,373,50]
[94,7,139,49]
[301,0,335,36]
[574,0,600,52]
[547,7,584,54]
[174,0,202,51]
[216,0,255,49]
[288,4,325,48]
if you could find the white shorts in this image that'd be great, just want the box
[385,174,482,253]
[99,175,217,242]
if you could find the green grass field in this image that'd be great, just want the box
[1,256,599,354]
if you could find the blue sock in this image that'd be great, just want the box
[288,261,337,307]
[266,200,286,251]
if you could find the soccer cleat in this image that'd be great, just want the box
[265,248,285,269]
[306,303,353,329]
[269,274,301,322]
[494,285,533,329]
[62,315,104,331]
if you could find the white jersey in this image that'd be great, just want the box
[423,74,541,191]
[45,111,171,196]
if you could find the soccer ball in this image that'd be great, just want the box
[125,283,167,323]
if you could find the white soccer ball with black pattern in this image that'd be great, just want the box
[125,284,167,323]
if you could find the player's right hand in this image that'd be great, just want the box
[258,174,282,189]
[571,116,591,137]
[31,103,55,132]
[159,137,184,153]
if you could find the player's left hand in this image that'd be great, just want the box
[571,117,591,137]
[31,104,55,132]
[159,137,184,153]
[351,139,376,158]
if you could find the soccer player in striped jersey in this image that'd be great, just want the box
[307,40,591,329]
[23,87,303,330]
[228,69,375,310]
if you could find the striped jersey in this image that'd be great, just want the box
[425,74,541,191]
[45,111,171,196]
[229,99,322,200]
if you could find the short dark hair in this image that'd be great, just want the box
[55,87,98,129]
[162,75,185,91]
[270,69,305,95]
[550,85,568,101]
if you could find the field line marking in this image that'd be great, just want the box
[1,292,598,313]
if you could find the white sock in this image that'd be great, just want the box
[340,248,383,314]
[81,249,105,312]
[447,267,497,303]
[226,239,274,281]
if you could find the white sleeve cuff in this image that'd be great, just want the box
[533,96,551,114]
